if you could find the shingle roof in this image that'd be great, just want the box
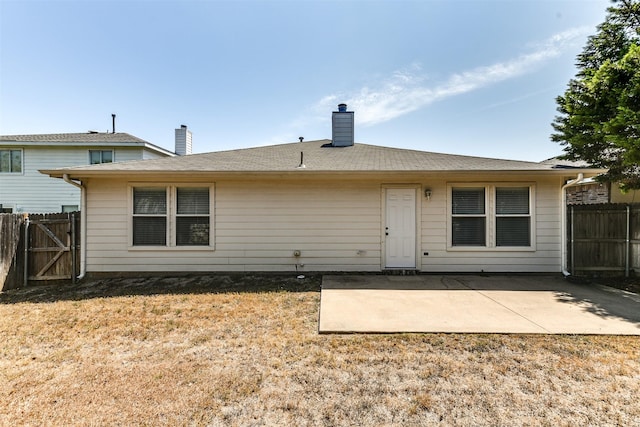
[0,132,150,144]
[42,139,602,177]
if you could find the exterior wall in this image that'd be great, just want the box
[420,173,564,273]
[566,183,610,205]
[142,148,171,160]
[0,146,153,213]
[84,173,566,273]
[610,184,640,204]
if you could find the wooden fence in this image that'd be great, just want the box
[568,203,640,277]
[0,212,80,291]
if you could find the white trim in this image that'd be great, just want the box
[447,182,536,252]
[88,149,115,165]
[0,148,24,175]
[127,182,215,251]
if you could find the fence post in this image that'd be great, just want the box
[71,212,77,284]
[23,215,29,287]
[625,204,630,278]
[570,205,575,275]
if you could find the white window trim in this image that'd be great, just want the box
[447,182,536,252]
[89,149,115,165]
[0,148,24,175]
[127,183,215,251]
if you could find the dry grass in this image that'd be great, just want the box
[1,275,639,426]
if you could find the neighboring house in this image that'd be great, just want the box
[564,180,640,205]
[42,106,603,275]
[0,127,191,213]
[541,157,640,205]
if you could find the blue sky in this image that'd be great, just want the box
[0,0,611,161]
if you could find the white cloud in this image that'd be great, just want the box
[314,27,591,127]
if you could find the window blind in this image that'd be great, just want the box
[496,187,529,214]
[177,188,209,214]
[133,188,166,214]
[452,188,485,214]
[452,217,486,246]
[496,217,531,246]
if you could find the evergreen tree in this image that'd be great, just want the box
[552,0,640,190]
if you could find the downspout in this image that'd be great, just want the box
[560,173,583,277]
[63,174,86,280]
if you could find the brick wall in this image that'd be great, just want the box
[566,183,610,205]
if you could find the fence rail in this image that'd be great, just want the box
[568,203,640,277]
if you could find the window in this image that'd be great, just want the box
[0,204,14,213]
[89,150,113,164]
[133,187,167,246]
[131,185,212,247]
[451,188,486,246]
[0,149,22,173]
[496,187,530,247]
[176,187,210,245]
[61,205,79,213]
[450,184,533,249]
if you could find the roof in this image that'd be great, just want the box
[41,139,604,178]
[539,156,592,168]
[1,132,175,156]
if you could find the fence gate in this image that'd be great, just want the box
[26,213,79,284]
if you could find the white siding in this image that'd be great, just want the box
[0,146,153,213]
[84,173,567,274]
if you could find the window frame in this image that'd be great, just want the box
[61,205,79,213]
[447,183,535,251]
[0,204,15,213]
[451,187,487,247]
[89,149,114,165]
[128,183,215,251]
[0,149,23,174]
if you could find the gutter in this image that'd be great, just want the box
[63,174,86,280]
[560,173,584,277]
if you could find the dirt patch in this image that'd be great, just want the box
[0,273,322,304]
[570,275,640,295]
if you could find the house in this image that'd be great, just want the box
[0,125,192,213]
[41,105,604,275]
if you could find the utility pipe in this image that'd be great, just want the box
[560,173,583,277]
[63,174,86,280]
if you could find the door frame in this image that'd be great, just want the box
[381,184,422,270]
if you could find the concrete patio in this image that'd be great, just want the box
[319,275,640,334]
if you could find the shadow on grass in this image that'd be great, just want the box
[0,273,323,304]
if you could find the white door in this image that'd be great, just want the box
[385,188,416,268]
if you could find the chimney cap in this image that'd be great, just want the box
[180,124,187,129]
[337,103,348,112]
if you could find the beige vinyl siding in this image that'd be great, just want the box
[0,146,152,213]
[84,173,566,273]
[85,177,383,273]
[419,173,564,272]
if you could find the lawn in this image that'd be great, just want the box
[1,274,639,426]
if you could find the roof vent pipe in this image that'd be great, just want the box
[112,114,116,133]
